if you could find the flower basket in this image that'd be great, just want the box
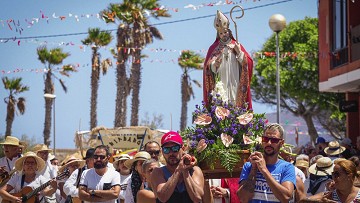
[181,91,266,179]
[199,150,250,179]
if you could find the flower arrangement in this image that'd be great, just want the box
[181,86,267,173]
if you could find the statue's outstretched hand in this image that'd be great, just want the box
[234,42,242,55]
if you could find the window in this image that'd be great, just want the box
[332,0,348,68]
[333,0,347,50]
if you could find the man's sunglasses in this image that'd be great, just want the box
[147,150,160,156]
[162,145,181,154]
[262,136,282,144]
[93,155,107,160]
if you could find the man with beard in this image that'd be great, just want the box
[144,141,161,162]
[79,145,120,203]
[203,10,253,109]
[0,136,21,173]
[237,123,296,203]
[151,131,204,203]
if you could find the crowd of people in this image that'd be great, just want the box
[0,124,360,203]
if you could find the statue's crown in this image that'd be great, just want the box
[214,10,229,31]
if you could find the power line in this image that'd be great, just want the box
[0,0,295,41]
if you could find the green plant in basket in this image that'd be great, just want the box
[181,92,267,173]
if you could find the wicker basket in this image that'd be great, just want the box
[199,150,250,179]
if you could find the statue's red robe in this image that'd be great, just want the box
[203,36,253,109]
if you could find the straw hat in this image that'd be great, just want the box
[295,160,309,169]
[124,151,151,169]
[15,151,46,172]
[0,136,20,146]
[113,154,131,168]
[58,156,85,173]
[48,154,57,161]
[280,146,297,157]
[324,141,345,156]
[32,144,52,152]
[308,157,334,176]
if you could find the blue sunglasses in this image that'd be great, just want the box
[162,145,181,154]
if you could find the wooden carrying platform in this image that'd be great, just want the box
[199,150,250,179]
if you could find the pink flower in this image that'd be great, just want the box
[196,139,207,153]
[194,114,212,125]
[243,134,254,145]
[237,112,254,125]
[221,133,234,147]
[215,106,230,120]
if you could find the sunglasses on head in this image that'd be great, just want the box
[262,136,282,144]
[93,155,107,160]
[162,145,181,154]
[147,150,160,156]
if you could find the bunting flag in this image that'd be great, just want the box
[0,0,266,33]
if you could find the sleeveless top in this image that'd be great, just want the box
[331,189,360,203]
[155,166,194,203]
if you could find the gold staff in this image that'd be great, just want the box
[229,5,245,41]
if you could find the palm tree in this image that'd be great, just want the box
[102,5,132,127]
[2,77,29,136]
[37,46,75,146]
[82,28,113,130]
[178,50,204,131]
[102,0,170,127]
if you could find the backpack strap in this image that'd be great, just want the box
[75,167,83,188]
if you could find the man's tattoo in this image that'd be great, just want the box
[242,179,256,193]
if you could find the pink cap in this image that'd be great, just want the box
[161,131,183,146]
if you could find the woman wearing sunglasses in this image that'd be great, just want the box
[306,159,360,203]
[151,131,204,203]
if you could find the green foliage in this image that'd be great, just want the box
[82,28,113,47]
[178,50,204,70]
[251,17,345,138]
[37,46,70,66]
[219,149,241,173]
[2,77,29,95]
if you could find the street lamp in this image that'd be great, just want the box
[269,14,286,124]
[44,93,56,155]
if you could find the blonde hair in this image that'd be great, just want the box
[264,123,285,139]
[336,159,359,179]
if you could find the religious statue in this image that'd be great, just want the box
[203,10,253,109]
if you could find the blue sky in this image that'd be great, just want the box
[0,0,318,148]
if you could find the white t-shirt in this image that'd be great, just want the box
[295,166,306,183]
[79,168,120,203]
[64,168,81,197]
[119,173,131,201]
[0,156,19,172]
[7,173,49,202]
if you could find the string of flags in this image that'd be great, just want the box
[0,0,265,34]
[0,49,345,75]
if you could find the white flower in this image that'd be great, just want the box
[211,81,228,102]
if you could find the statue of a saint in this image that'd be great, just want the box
[203,10,253,109]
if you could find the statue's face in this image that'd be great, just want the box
[218,29,230,41]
